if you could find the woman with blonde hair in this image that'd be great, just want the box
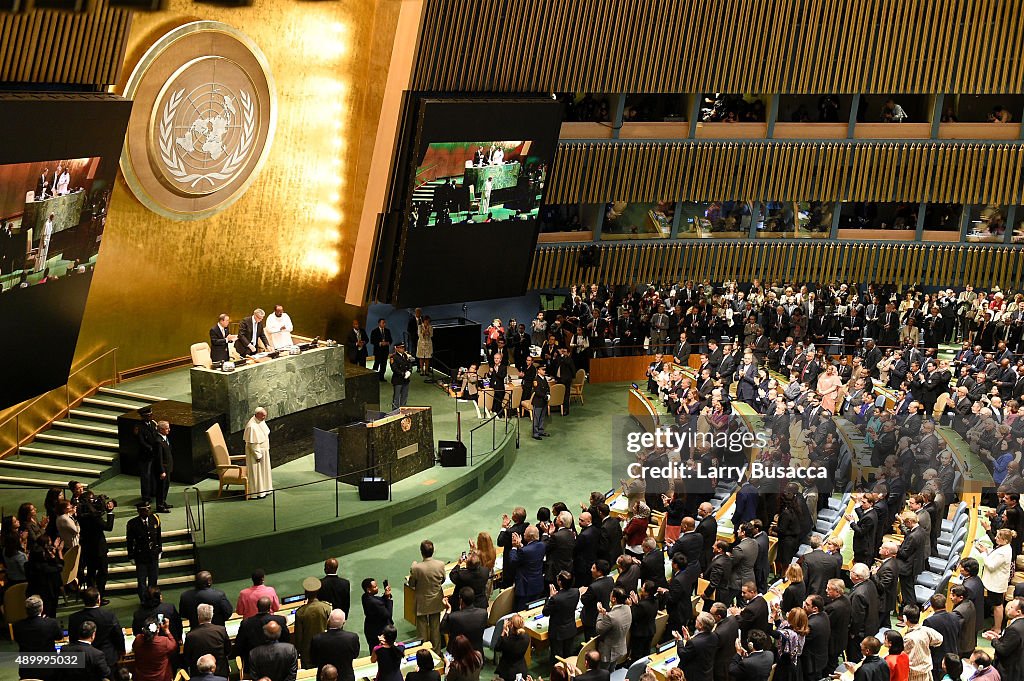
[778,563,806,614]
[494,614,530,681]
[977,527,1016,633]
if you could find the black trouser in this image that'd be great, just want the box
[373,352,388,379]
[628,635,652,663]
[139,457,153,501]
[82,542,108,595]
[846,635,864,663]
[135,559,159,601]
[154,471,169,508]
[550,636,576,664]
[898,573,916,616]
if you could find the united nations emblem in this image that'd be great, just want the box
[121,22,276,220]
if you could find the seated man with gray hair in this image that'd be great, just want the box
[310,609,360,681]
[13,594,63,679]
[191,653,229,681]
[183,602,231,678]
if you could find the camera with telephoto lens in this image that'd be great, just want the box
[80,491,117,516]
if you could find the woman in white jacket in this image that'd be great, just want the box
[978,527,1016,633]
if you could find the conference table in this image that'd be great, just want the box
[463,160,521,194]
[21,188,87,238]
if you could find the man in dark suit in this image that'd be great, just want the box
[544,571,581,662]
[14,595,62,680]
[802,595,831,681]
[440,587,487,652]
[895,512,929,613]
[68,588,124,669]
[639,537,668,589]
[134,406,158,509]
[319,558,351,615]
[574,512,601,587]
[950,585,977,658]
[360,578,393,650]
[959,558,986,640]
[702,541,734,612]
[450,553,489,610]
[310,609,360,681]
[873,543,899,626]
[993,599,1024,681]
[669,517,703,597]
[848,564,880,662]
[192,654,229,681]
[575,650,611,681]
[248,620,298,681]
[599,503,623,565]
[662,553,697,637]
[696,503,718,570]
[708,602,740,681]
[924,594,962,681]
[183,602,232,678]
[132,586,183,642]
[676,612,718,681]
[544,511,576,585]
[732,581,771,644]
[729,629,774,681]
[346,319,370,366]
[369,318,392,381]
[848,637,891,681]
[509,525,547,609]
[581,559,614,639]
[628,581,659,664]
[801,536,840,597]
[153,420,174,513]
[749,520,770,595]
[180,571,234,628]
[235,308,271,357]
[730,525,758,601]
[209,314,236,363]
[497,507,531,588]
[61,621,111,681]
[236,596,291,673]
[846,496,878,566]
[824,580,851,673]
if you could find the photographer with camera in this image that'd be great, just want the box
[76,483,116,604]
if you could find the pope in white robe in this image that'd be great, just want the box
[266,306,294,348]
[244,408,272,498]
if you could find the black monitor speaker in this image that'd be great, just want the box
[358,477,389,501]
[438,440,467,467]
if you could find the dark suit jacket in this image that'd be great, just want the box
[872,558,898,616]
[801,549,839,596]
[191,674,229,681]
[13,614,62,669]
[581,575,614,629]
[630,595,659,639]
[670,532,704,572]
[574,524,601,585]
[441,605,488,651]
[803,611,831,679]
[544,527,576,582]
[183,623,232,676]
[450,565,489,609]
[361,593,394,641]
[601,516,624,563]
[248,640,299,681]
[509,540,546,598]
[697,515,718,569]
[543,587,581,641]
[132,602,183,642]
[209,324,231,362]
[179,586,234,627]
[155,435,174,476]
[236,316,270,355]
[575,669,611,681]
[849,580,879,638]
[68,607,124,667]
[318,575,351,615]
[730,650,774,681]
[953,600,977,654]
[924,610,961,672]
[60,641,111,681]
[737,595,771,643]
[236,613,291,666]
[702,554,733,601]
[310,628,360,681]
[677,631,718,681]
[896,525,929,576]
[850,507,878,562]
[712,615,740,681]
[640,549,667,588]
[854,656,892,681]
[824,595,851,663]
[730,537,758,590]
[994,618,1024,681]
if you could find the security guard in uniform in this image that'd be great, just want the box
[126,501,163,602]
[134,406,159,504]
[390,341,414,410]
[531,364,550,440]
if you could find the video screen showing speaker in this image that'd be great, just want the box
[0,94,132,410]
[391,99,562,307]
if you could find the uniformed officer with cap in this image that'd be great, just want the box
[134,406,159,504]
[294,576,332,667]
[126,501,162,602]
[390,341,414,410]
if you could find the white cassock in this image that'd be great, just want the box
[36,219,53,272]
[266,312,294,348]
[55,171,70,196]
[243,416,272,498]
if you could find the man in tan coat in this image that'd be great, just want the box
[407,539,446,650]
[293,577,331,669]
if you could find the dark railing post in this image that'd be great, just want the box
[272,490,277,532]
[335,475,340,517]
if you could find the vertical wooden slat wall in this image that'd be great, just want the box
[0,0,131,87]
[411,0,1024,94]
[529,242,1024,291]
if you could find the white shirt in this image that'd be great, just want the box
[266,312,294,348]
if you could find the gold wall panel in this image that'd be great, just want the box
[0,0,132,87]
[530,243,1024,291]
[410,0,1024,94]
[72,0,401,371]
[546,141,1024,205]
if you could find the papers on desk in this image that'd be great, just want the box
[610,495,629,512]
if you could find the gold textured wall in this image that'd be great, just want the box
[74,0,401,371]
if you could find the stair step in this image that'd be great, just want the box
[109,528,191,544]
[52,420,118,435]
[109,557,194,574]
[18,445,116,464]
[83,397,142,411]
[0,473,75,487]
[108,543,193,559]
[69,409,119,423]
[0,458,102,477]
[104,575,194,591]
[99,387,163,402]
[35,433,118,450]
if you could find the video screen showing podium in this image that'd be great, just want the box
[314,406,435,486]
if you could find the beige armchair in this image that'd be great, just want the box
[4,582,27,638]
[190,342,212,369]
[207,423,248,497]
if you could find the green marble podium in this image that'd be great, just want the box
[22,190,86,240]
[190,345,346,433]
[463,161,520,193]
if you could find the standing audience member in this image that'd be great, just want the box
[132,616,179,681]
[182,603,232,678]
[408,540,446,651]
[294,577,333,667]
[310,609,360,681]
